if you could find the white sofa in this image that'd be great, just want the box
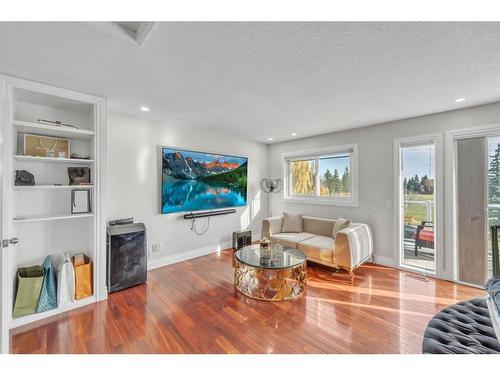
[261,216,373,281]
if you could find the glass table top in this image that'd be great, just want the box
[234,244,306,269]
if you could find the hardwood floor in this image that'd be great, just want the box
[10,249,484,354]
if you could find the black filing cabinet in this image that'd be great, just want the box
[232,230,252,250]
[107,223,147,293]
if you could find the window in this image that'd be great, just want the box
[290,159,316,196]
[283,144,358,206]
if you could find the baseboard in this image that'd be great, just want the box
[372,254,394,267]
[147,240,231,271]
[147,232,261,271]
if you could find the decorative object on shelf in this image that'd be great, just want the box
[12,265,45,318]
[37,255,58,313]
[70,153,91,160]
[57,254,75,306]
[260,178,283,193]
[18,133,70,158]
[68,167,90,185]
[72,254,93,300]
[38,118,79,130]
[107,223,147,293]
[71,189,91,214]
[232,230,252,250]
[14,170,35,186]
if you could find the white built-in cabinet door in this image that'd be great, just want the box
[0,77,11,353]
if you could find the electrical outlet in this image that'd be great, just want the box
[152,242,165,254]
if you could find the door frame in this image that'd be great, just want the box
[445,124,500,286]
[393,133,444,276]
[0,77,11,353]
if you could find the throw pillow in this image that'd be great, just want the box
[332,218,351,239]
[281,212,303,233]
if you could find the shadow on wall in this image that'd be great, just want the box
[241,191,261,231]
[136,146,150,185]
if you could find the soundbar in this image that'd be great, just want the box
[183,209,236,220]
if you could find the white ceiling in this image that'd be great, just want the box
[1,22,500,143]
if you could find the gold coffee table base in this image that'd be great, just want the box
[233,257,307,301]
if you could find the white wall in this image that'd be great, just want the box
[107,112,269,267]
[268,102,500,264]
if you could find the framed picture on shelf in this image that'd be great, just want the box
[19,133,70,158]
[71,189,91,214]
[68,167,91,185]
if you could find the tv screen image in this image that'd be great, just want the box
[161,147,248,214]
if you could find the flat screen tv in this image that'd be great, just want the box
[161,147,248,214]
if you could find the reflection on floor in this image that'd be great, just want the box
[11,249,483,354]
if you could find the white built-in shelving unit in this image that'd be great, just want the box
[0,75,107,336]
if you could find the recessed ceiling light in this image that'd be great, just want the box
[291,133,297,136]
[455,97,466,103]
[268,137,273,141]
[140,106,150,112]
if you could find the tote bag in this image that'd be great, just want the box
[57,254,75,306]
[72,254,93,300]
[37,255,58,313]
[12,265,44,318]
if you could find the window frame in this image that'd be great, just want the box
[282,144,359,207]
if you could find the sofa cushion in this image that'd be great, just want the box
[303,216,335,237]
[332,218,351,239]
[297,235,334,263]
[281,212,303,233]
[270,232,315,249]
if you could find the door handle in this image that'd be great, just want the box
[2,237,19,247]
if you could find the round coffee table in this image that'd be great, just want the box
[233,244,307,301]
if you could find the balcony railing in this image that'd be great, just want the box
[403,199,435,270]
[404,199,434,222]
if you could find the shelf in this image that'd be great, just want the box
[13,212,94,223]
[14,155,94,164]
[10,296,96,329]
[13,120,94,140]
[5,78,105,332]
[14,185,94,191]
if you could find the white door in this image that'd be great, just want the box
[0,126,8,354]
[1,78,12,353]
[0,81,6,353]
[394,134,443,277]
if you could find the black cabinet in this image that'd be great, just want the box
[106,223,147,293]
[232,230,252,250]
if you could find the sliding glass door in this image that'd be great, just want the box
[397,139,437,273]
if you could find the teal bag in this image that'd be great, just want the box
[37,256,58,313]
